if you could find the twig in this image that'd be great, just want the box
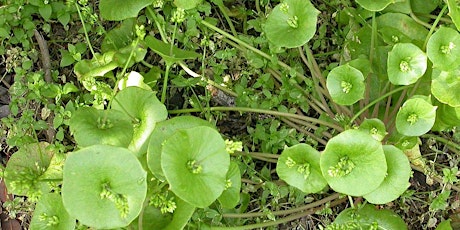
[34,30,52,83]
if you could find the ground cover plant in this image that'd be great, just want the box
[1,0,460,229]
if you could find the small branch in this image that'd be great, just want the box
[34,30,52,83]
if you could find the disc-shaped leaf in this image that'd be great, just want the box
[217,161,241,209]
[396,98,437,136]
[358,118,387,141]
[326,64,365,105]
[145,36,200,64]
[427,27,460,71]
[99,0,152,21]
[69,107,133,147]
[431,67,460,107]
[363,145,411,204]
[161,126,230,208]
[376,13,429,45]
[147,116,214,180]
[320,130,386,196]
[112,86,167,156]
[356,0,393,11]
[332,204,407,229]
[264,0,319,48]
[276,144,327,194]
[30,193,75,230]
[62,145,147,229]
[387,43,427,85]
[447,0,460,36]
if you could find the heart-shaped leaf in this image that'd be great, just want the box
[320,130,386,196]
[145,36,200,64]
[276,144,327,194]
[326,64,365,105]
[30,193,75,230]
[62,145,147,229]
[363,145,411,204]
[395,97,437,136]
[99,0,152,21]
[426,27,460,71]
[387,43,427,85]
[69,107,133,147]
[112,86,167,156]
[161,126,229,208]
[264,0,319,48]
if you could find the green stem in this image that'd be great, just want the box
[120,39,139,78]
[349,85,411,126]
[169,107,344,131]
[161,63,172,103]
[214,0,238,37]
[75,3,98,63]
[170,23,178,55]
[422,5,448,50]
[147,6,168,43]
[422,134,460,152]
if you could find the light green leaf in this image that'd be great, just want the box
[99,0,152,21]
[161,126,229,208]
[320,130,386,196]
[174,0,202,10]
[447,0,460,32]
[217,161,241,209]
[431,67,460,107]
[356,0,394,11]
[332,204,407,229]
[145,36,200,64]
[62,145,147,229]
[358,118,387,141]
[326,64,365,105]
[426,27,460,71]
[264,0,319,48]
[396,97,437,136]
[387,43,427,85]
[30,193,75,230]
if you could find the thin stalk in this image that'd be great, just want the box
[161,63,172,103]
[363,12,377,118]
[422,134,460,152]
[170,23,178,55]
[281,118,328,146]
[214,0,238,37]
[75,3,98,63]
[169,107,344,131]
[147,6,168,42]
[415,13,452,24]
[215,196,345,229]
[287,117,333,139]
[409,11,432,29]
[422,5,448,50]
[349,85,410,126]
[371,82,390,118]
[120,39,139,78]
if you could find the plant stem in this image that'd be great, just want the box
[422,5,448,50]
[215,195,345,229]
[75,3,99,63]
[169,107,344,131]
[161,63,171,103]
[281,118,328,146]
[349,85,411,126]
[147,6,168,42]
[214,0,238,37]
[422,134,460,152]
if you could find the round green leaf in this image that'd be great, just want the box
[358,118,387,141]
[264,0,319,48]
[396,97,437,136]
[4,142,54,197]
[332,204,407,229]
[161,126,230,208]
[276,144,327,194]
[326,64,365,105]
[147,116,214,180]
[217,161,241,209]
[69,107,133,147]
[427,27,460,71]
[431,67,460,107]
[387,43,427,85]
[356,0,393,11]
[174,0,202,10]
[112,86,167,156]
[30,193,75,230]
[99,0,152,21]
[62,145,147,229]
[363,145,411,204]
[320,130,386,196]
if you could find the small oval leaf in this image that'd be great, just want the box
[326,64,365,105]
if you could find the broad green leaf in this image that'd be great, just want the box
[174,0,202,10]
[4,142,53,197]
[131,206,172,230]
[112,87,167,156]
[147,116,214,180]
[69,107,133,147]
[363,145,411,204]
[387,43,427,85]
[326,64,365,105]
[396,97,437,136]
[358,118,387,141]
[73,52,118,80]
[145,35,200,64]
[320,130,386,196]
[276,144,327,194]
[431,67,460,107]
[356,0,394,11]
[332,204,407,229]
[436,220,453,230]
[30,193,75,230]
[99,0,152,21]
[427,27,460,70]
[218,161,242,208]
[376,13,429,45]
[447,0,460,32]
[163,198,196,230]
[102,18,136,52]
[161,126,230,208]
[62,145,147,229]
[432,101,460,131]
[264,0,319,48]
[39,4,52,21]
